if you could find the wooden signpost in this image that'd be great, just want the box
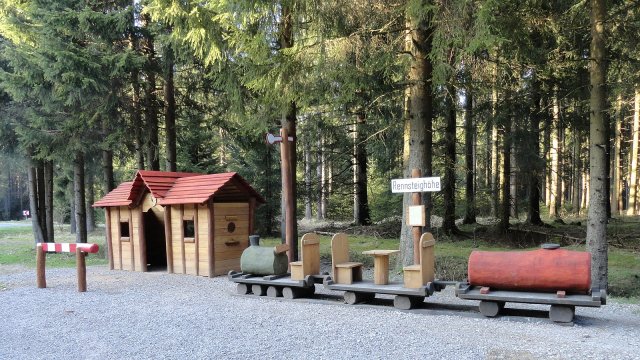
[391,170,441,264]
[266,129,297,264]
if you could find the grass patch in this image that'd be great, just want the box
[0,221,108,268]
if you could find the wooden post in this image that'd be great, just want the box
[76,248,87,292]
[105,208,114,270]
[138,208,147,272]
[128,208,135,271]
[180,205,186,274]
[36,244,46,288]
[411,168,422,265]
[207,200,215,278]
[194,205,199,276]
[164,206,174,273]
[280,128,297,263]
[116,208,123,270]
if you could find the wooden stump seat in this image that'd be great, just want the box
[403,232,435,289]
[290,233,320,280]
[331,233,363,284]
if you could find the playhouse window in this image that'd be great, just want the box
[120,221,130,240]
[183,219,195,240]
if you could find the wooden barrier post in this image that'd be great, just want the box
[76,248,87,292]
[36,244,46,288]
[35,243,98,292]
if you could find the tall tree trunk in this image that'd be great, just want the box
[85,167,95,233]
[612,91,623,215]
[527,79,543,225]
[27,156,45,244]
[132,71,145,170]
[463,79,476,224]
[3,166,10,220]
[304,133,312,220]
[582,165,590,210]
[129,9,145,171]
[36,162,47,242]
[142,14,160,171]
[510,142,517,218]
[549,89,561,218]
[500,117,511,232]
[544,100,551,206]
[68,175,76,234]
[587,0,608,291]
[490,63,500,218]
[103,149,115,192]
[400,14,433,266]
[628,87,640,216]
[317,131,325,221]
[353,112,371,225]
[442,83,457,233]
[279,4,298,260]
[572,130,582,213]
[164,44,177,172]
[44,160,54,242]
[74,152,87,243]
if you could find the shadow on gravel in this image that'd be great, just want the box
[239,291,616,326]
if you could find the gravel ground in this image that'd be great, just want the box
[1,266,639,360]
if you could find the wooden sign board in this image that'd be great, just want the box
[407,205,425,226]
[391,177,441,193]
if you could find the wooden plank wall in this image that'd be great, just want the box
[213,203,249,275]
[197,203,209,276]
[119,206,132,271]
[170,206,183,274]
[110,207,121,269]
[170,204,212,276]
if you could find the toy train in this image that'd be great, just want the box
[228,233,606,323]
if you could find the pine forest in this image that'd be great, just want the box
[1,0,639,292]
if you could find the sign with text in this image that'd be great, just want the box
[391,177,441,193]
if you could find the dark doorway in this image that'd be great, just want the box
[144,210,167,270]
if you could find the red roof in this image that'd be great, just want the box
[92,181,135,207]
[93,170,264,208]
[132,170,200,199]
[158,172,266,205]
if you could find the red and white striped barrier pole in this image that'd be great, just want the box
[36,243,100,292]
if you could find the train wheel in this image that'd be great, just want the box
[343,292,358,304]
[267,286,282,298]
[479,300,502,317]
[282,287,299,299]
[252,284,266,296]
[549,305,575,323]
[236,283,250,295]
[394,295,422,310]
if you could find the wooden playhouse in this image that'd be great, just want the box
[93,170,265,277]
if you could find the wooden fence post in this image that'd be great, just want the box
[76,248,87,292]
[36,244,46,288]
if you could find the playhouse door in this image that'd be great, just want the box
[214,203,250,275]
